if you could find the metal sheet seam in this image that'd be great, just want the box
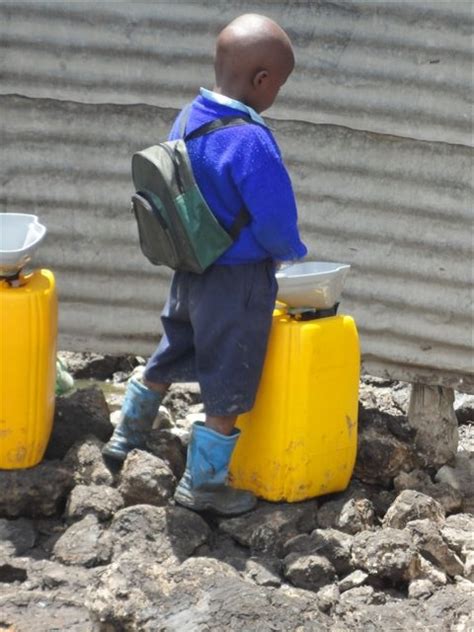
[2,92,473,152]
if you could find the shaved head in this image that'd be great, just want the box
[213,14,295,112]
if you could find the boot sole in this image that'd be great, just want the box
[174,489,257,517]
[102,445,128,462]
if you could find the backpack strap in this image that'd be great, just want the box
[184,116,250,141]
[178,106,253,240]
[178,104,192,138]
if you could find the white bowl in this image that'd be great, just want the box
[0,213,47,273]
[276,261,351,309]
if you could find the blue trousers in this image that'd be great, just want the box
[144,261,278,416]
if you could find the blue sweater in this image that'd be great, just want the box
[169,94,307,265]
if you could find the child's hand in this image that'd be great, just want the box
[275,259,301,271]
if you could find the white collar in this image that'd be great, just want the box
[200,87,267,127]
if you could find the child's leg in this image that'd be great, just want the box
[103,273,195,462]
[174,261,278,515]
[142,378,170,394]
[205,414,237,436]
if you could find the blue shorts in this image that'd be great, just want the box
[144,261,278,416]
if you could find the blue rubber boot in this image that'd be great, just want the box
[174,422,257,516]
[102,378,163,462]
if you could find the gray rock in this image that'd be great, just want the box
[382,490,445,529]
[0,557,28,584]
[316,583,340,613]
[337,497,376,534]
[359,378,409,417]
[415,556,448,587]
[354,418,419,485]
[284,529,353,575]
[458,423,474,453]
[407,384,458,469]
[338,569,369,592]
[65,484,124,522]
[463,551,474,582]
[282,532,314,557]
[118,450,176,507]
[423,585,474,630]
[147,429,186,479]
[0,461,73,518]
[162,382,202,419]
[317,480,391,526]
[283,552,337,591]
[0,518,36,556]
[109,504,210,565]
[26,558,95,592]
[63,435,114,486]
[199,533,249,570]
[219,500,317,557]
[405,519,464,577]
[53,514,112,567]
[435,451,474,514]
[351,528,420,583]
[245,557,282,587]
[332,584,472,631]
[393,469,463,514]
[59,351,140,380]
[0,589,97,632]
[440,513,474,559]
[454,392,474,424]
[153,404,174,430]
[338,585,377,606]
[408,578,435,599]
[46,387,113,460]
[87,554,331,631]
[310,528,353,576]
[317,497,348,530]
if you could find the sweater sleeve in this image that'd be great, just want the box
[236,132,308,261]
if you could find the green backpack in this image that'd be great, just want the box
[131,106,251,274]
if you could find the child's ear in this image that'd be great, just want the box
[252,70,268,88]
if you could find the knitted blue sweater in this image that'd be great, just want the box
[169,94,307,265]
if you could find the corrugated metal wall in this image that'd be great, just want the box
[1,1,472,392]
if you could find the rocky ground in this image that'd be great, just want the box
[0,352,473,631]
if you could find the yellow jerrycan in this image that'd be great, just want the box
[230,309,360,502]
[0,213,57,469]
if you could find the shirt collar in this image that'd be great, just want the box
[199,87,267,127]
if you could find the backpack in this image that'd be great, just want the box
[131,105,252,274]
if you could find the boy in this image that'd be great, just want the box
[103,14,307,515]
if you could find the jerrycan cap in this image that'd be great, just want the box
[0,213,47,280]
[289,303,339,321]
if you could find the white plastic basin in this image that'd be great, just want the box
[276,261,351,309]
[0,213,47,274]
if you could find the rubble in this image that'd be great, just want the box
[46,386,113,460]
[218,500,318,557]
[0,363,472,631]
[63,435,115,486]
[0,518,37,556]
[283,552,337,590]
[435,451,474,514]
[118,450,176,507]
[52,514,112,567]
[0,461,74,518]
[382,490,446,529]
[351,527,420,584]
[393,468,463,514]
[65,484,124,522]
